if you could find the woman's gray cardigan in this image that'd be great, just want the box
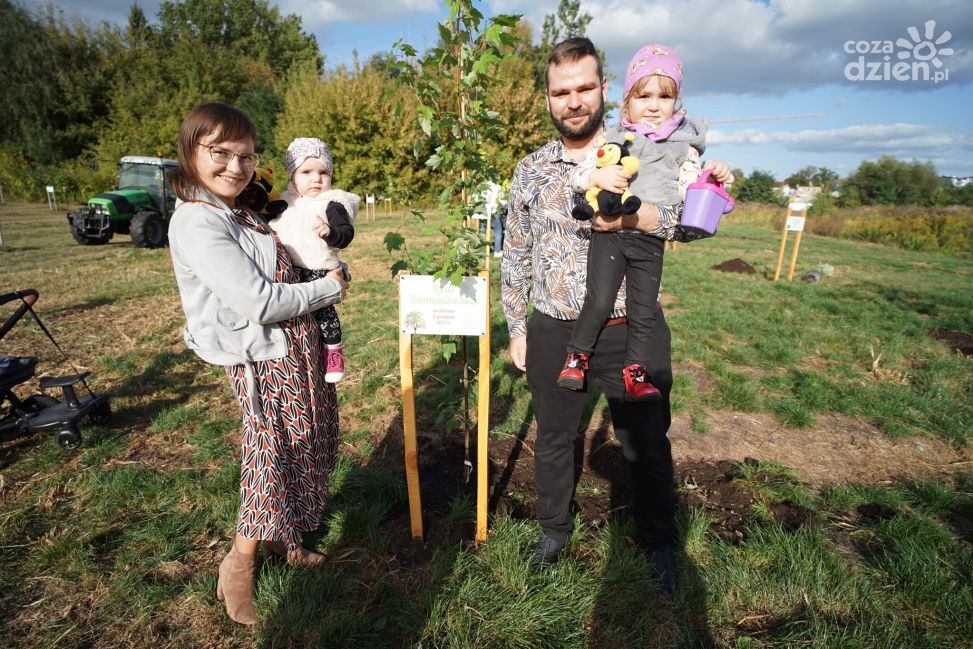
[168,190,343,368]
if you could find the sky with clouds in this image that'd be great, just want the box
[25,0,973,179]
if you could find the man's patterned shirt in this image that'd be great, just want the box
[501,135,686,339]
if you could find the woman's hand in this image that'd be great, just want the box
[327,266,349,301]
[590,165,631,194]
[704,160,734,185]
[313,217,331,239]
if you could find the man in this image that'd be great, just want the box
[501,37,691,593]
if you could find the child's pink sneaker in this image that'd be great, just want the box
[325,344,345,383]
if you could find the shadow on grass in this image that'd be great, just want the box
[258,337,487,646]
[104,348,210,432]
[585,410,715,647]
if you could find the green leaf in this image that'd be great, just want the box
[389,260,409,277]
[441,340,458,363]
[383,231,405,253]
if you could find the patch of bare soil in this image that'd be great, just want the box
[712,258,757,274]
[932,328,973,356]
[670,411,973,485]
[380,406,970,558]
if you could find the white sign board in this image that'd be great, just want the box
[399,274,488,336]
[786,216,806,232]
[788,202,809,212]
[46,185,55,194]
[366,194,376,204]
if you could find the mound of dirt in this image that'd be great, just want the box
[932,328,973,356]
[712,258,756,274]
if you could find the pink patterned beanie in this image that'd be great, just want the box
[285,137,333,178]
[623,44,684,97]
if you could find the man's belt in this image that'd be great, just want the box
[604,316,627,328]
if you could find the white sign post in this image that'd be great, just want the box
[365,194,376,221]
[399,275,488,336]
[397,271,491,542]
[46,185,57,212]
[774,202,809,281]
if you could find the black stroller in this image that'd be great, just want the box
[0,288,111,449]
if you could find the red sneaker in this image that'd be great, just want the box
[557,352,589,390]
[623,364,661,402]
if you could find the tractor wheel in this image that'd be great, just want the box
[130,210,167,248]
[70,210,110,245]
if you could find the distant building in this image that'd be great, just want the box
[941,176,973,188]
[775,183,822,202]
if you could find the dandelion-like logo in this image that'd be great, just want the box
[844,19,953,84]
[897,19,954,68]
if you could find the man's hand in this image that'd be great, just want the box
[591,201,661,233]
[508,335,526,371]
[590,166,631,194]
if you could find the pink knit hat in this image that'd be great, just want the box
[623,44,683,98]
[285,137,333,178]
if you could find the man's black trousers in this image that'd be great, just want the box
[526,310,675,549]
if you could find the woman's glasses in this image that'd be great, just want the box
[197,143,259,170]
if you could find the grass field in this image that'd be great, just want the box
[1,202,971,648]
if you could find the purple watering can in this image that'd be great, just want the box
[681,168,734,235]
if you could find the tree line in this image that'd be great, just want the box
[1,0,967,210]
[731,157,973,209]
[0,0,587,204]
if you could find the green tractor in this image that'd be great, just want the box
[68,156,178,248]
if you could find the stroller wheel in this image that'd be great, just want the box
[56,425,82,450]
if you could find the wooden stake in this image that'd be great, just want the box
[786,230,803,281]
[773,226,788,282]
[398,271,424,540]
[476,269,490,542]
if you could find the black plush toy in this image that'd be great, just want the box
[571,132,642,221]
[239,167,287,218]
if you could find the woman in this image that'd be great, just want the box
[167,102,349,625]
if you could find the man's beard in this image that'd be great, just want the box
[550,98,605,141]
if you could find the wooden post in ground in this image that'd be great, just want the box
[773,202,808,281]
[476,269,490,542]
[397,271,424,540]
[773,227,789,282]
[786,230,804,281]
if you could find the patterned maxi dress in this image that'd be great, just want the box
[225,210,340,550]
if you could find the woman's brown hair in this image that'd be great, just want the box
[169,102,258,202]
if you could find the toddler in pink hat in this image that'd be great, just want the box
[270,137,360,383]
[558,43,733,401]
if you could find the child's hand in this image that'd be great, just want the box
[313,217,331,239]
[704,160,735,185]
[591,165,631,194]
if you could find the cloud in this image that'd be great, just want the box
[276,0,439,25]
[708,123,973,157]
[569,0,973,95]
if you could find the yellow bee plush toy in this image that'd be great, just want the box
[571,132,642,221]
[239,167,288,219]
